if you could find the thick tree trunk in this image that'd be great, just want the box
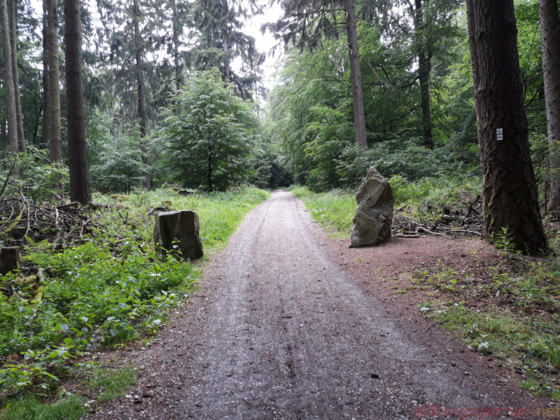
[343,0,367,149]
[472,0,548,255]
[0,0,18,153]
[134,0,150,189]
[539,0,560,218]
[414,0,433,149]
[8,0,24,152]
[46,0,62,162]
[42,0,49,148]
[64,0,91,205]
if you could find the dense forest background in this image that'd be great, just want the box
[0,0,553,197]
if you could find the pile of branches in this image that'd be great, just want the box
[392,196,484,239]
[0,195,96,248]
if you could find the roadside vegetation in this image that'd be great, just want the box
[294,176,560,400]
[0,186,269,418]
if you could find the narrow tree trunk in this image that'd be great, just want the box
[413,0,433,149]
[42,0,49,147]
[64,0,91,205]
[8,0,24,152]
[46,0,62,162]
[466,0,479,95]
[134,0,150,189]
[343,0,367,149]
[172,0,183,89]
[0,0,18,153]
[539,0,560,218]
[472,0,548,255]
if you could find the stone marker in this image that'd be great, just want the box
[0,247,19,275]
[153,210,203,261]
[350,167,394,248]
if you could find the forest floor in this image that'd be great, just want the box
[91,190,553,419]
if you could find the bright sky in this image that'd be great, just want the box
[30,0,283,90]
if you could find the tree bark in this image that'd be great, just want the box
[472,0,548,255]
[0,0,18,153]
[539,0,560,218]
[46,0,62,162]
[172,0,183,89]
[343,0,367,149]
[64,0,91,205]
[8,0,24,152]
[414,0,433,149]
[42,0,49,148]
[134,0,150,189]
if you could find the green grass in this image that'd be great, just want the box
[1,395,86,420]
[87,367,137,404]
[0,186,269,407]
[291,176,482,237]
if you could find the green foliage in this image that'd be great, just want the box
[0,148,69,202]
[0,187,268,397]
[159,70,257,191]
[87,110,145,194]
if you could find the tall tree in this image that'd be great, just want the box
[8,0,25,152]
[469,0,548,255]
[45,0,62,162]
[538,0,560,218]
[266,0,368,148]
[65,0,91,204]
[411,0,433,149]
[133,0,150,189]
[0,0,18,153]
[42,0,49,148]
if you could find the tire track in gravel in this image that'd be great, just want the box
[94,190,543,419]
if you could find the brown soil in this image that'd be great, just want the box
[92,191,551,419]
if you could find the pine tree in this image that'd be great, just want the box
[468,0,548,255]
[0,0,18,153]
[65,0,91,205]
[45,0,62,162]
[538,0,560,218]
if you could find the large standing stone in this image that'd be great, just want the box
[153,210,204,261]
[350,168,394,248]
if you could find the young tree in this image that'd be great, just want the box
[160,70,256,191]
[0,0,18,153]
[65,0,91,204]
[538,0,560,217]
[468,0,548,255]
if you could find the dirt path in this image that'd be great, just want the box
[94,191,545,419]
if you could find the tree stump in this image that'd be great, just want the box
[153,210,203,261]
[0,247,19,275]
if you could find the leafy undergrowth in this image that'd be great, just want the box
[291,176,482,235]
[0,186,269,417]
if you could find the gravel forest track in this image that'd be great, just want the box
[95,191,545,419]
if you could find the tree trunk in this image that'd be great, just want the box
[539,0,560,218]
[46,0,62,162]
[472,0,548,255]
[414,0,433,149]
[8,0,24,152]
[42,0,49,148]
[172,0,183,89]
[343,0,367,149]
[134,0,150,189]
[0,0,18,153]
[64,0,91,205]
